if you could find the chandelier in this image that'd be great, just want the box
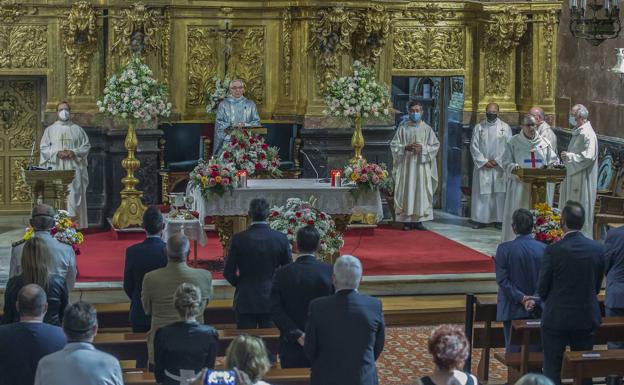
[569,0,621,45]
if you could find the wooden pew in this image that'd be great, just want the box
[562,350,624,385]
[124,367,310,385]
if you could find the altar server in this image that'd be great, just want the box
[214,79,261,155]
[500,115,559,242]
[529,106,558,206]
[390,101,440,231]
[470,102,512,229]
[40,101,90,229]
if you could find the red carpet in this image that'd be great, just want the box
[76,227,494,282]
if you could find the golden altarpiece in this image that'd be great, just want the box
[0,0,560,217]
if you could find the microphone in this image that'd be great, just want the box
[27,133,36,170]
[300,149,320,183]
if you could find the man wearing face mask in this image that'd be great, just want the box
[500,115,559,242]
[470,102,512,230]
[390,101,440,231]
[559,104,598,238]
[40,101,91,229]
[214,79,261,155]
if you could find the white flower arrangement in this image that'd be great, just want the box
[323,60,391,119]
[206,76,232,114]
[268,198,344,261]
[97,57,172,123]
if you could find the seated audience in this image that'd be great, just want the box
[142,233,213,366]
[225,198,292,329]
[0,284,66,385]
[271,225,333,368]
[155,283,219,385]
[515,374,555,385]
[418,325,477,385]
[305,255,385,385]
[495,208,544,352]
[123,206,168,333]
[34,301,123,385]
[3,237,68,325]
[604,224,624,349]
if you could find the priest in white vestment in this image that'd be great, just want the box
[391,102,440,231]
[470,102,512,229]
[559,104,598,238]
[214,79,261,155]
[530,106,558,206]
[40,102,91,229]
[500,115,559,242]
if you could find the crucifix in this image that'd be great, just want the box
[210,21,243,78]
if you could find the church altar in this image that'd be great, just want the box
[188,178,383,250]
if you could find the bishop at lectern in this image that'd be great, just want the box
[214,79,261,155]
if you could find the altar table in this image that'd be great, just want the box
[163,217,207,263]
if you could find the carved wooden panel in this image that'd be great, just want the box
[0,25,47,68]
[186,25,219,107]
[393,27,464,70]
[228,27,265,105]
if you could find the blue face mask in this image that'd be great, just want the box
[569,114,577,127]
[409,112,421,122]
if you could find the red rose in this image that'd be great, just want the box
[536,217,546,225]
[51,227,58,235]
[272,211,279,217]
[211,171,219,177]
[290,218,296,223]
[308,220,315,225]
[191,211,199,218]
[239,142,246,149]
[295,212,302,217]
[242,129,249,136]
[260,153,266,160]
[231,138,238,145]
[287,228,293,234]
[261,143,268,150]
[320,213,326,220]
[242,155,248,161]
[255,163,263,170]
[249,138,256,144]
[223,152,230,159]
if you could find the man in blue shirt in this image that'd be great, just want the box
[0,284,67,385]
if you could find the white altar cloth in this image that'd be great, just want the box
[163,217,208,246]
[187,178,383,221]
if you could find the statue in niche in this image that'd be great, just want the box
[129,30,145,56]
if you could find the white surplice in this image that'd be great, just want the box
[537,121,558,206]
[40,120,91,229]
[559,121,598,238]
[390,120,440,223]
[470,118,512,223]
[500,132,559,242]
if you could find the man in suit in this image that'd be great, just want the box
[271,225,333,368]
[142,233,213,366]
[604,225,624,349]
[0,284,66,385]
[10,204,77,290]
[123,206,168,332]
[34,301,123,385]
[225,198,292,329]
[495,208,545,352]
[305,255,385,385]
[538,201,605,385]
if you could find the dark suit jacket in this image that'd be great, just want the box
[270,254,333,367]
[224,223,292,314]
[605,226,624,309]
[495,234,545,321]
[0,322,67,385]
[304,290,385,385]
[537,231,605,331]
[2,274,68,326]
[123,236,168,331]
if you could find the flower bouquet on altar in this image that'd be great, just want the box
[206,76,231,114]
[531,203,563,244]
[189,159,238,199]
[23,210,84,255]
[220,129,281,178]
[342,161,389,200]
[268,198,343,262]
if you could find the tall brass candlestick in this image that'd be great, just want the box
[350,114,365,164]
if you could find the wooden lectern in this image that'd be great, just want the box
[511,167,567,208]
[23,169,75,210]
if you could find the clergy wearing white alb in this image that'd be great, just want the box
[214,79,260,155]
[500,115,559,242]
[530,106,558,206]
[470,103,512,228]
[40,102,90,229]
[391,102,440,231]
[560,104,598,238]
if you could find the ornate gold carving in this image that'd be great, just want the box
[187,26,219,107]
[281,7,293,97]
[352,5,391,67]
[0,25,47,68]
[61,1,99,96]
[520,28,533,100]
[393,27,464,70]
[229,27,266,105]
[403,3,456,25]
[0,81,37,149]
[483,9,527,95]
[309,7,357,92]
[0,160,3,202]
[538,11,557,99]
[161,8,171,86]
[0,1,37,24]
[11,157,30,203]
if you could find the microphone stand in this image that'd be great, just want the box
[300,149,320,183]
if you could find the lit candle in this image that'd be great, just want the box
[238,171,247,188]
[530,150,536,169]
[335,172,342,187]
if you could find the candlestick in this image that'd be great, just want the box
[335,173,342,187]
[237,171,247,188]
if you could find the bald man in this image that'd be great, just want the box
[529,106,558,206]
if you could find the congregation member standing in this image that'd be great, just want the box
[225,198,292,329]
[305,255,385,385]
[142,233,213,366]
[123,206,168,332]
[538,201,605,385]
[495,209,545,351]
[0,285,67,385]
[470,102,512,229]
[604,225,624,349]
[271,225,333,368]
[529,106,558,206]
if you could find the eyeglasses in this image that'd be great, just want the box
[230,86,244,90]
[32,214,54,218]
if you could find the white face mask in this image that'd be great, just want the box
[58,109,70,121]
